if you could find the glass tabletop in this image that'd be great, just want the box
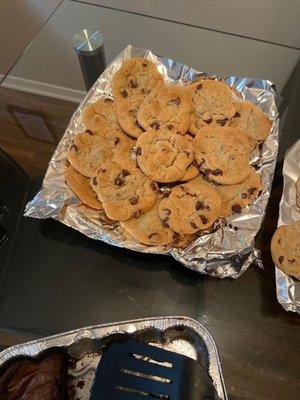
[1,0,299,174]
[0,1,299,399]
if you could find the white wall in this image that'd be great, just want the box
[5,0,299,98]
[81,0,300,48]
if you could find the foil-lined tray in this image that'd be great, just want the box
[276,139,300,314]
[24,45,279,279]
[0,316,227,399]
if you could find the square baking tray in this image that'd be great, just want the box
[0,316,227,399]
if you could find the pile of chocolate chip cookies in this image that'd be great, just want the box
[65,58,272,247]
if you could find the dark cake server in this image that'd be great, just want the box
[90,339,220,400]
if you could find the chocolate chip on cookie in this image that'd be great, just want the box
[196,201,205,210]
[116,100,145,138]
[231,204,242,213]
[271,221,300,279]
[199,215,208,224]
[65,166,102,210]
[112,58,163,103]
[115,174,125,187]
[121,200,175,246]
[213,167,262,217]
[188,80,235,135]
[129,196,139,205]
[136,147,142,156]
[129,79,138,88]
[91,159,157,221]
[230,101,271,147]
[217,118,228,126]
[150,121,160,130]
[67,130,134,178]
[158,179,221,234]
[193,126,252,185]
[136,129,194,183]
[122,169,131,177]
[137,85,192,135]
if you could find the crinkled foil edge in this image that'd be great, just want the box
[276,139,300,313]
[24,45,279,279]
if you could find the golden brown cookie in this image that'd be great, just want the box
[66,130,134,178]
[271,221,300,279]
[83,98,121,133]
[137,85,192,134]
[65,166,102,210]
[121,200,175,245]
[179,134,199,182]
[135,130,194,182]
[193,126,252,185]
[172,233,196,248]
[158,180,221,234]
[188,80,235,135]
[91,159,158,221]
[230,101,271,147]
[215,168,262,217]
[112,58,164,103]
[179,164,199,181]
[116,100,145,138]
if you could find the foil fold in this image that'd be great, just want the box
[24,45,279,279]
[276,139,300,313]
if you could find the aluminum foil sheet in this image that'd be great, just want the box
[25,45,279,279]
[276,139,300,314]
[0,316,227,399]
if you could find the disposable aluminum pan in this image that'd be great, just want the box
[0,316,227,399]
[24,45,279,279]
[276,139,300,314]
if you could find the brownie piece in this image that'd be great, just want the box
[0,353,69,399]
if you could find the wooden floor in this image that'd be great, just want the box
[0,87,77,348]
[0,87,77,177]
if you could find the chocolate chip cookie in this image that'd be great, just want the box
[230,101,272,147]
[112,58,164,103]
[179,164,199,181]
[193,126,252,184]
[66,130,134,178]
[136,130,194,182]
[215,168,262,217]
[116,100,145,138]
[137,85,192,134]
[172,233,197,248]
[271,221,300,278]
[65,166,102,210]
[91,159,158,221]
[83,98,121,133]
[188,80,235,135]
[158,180,221,234]
[121,200,175,245]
